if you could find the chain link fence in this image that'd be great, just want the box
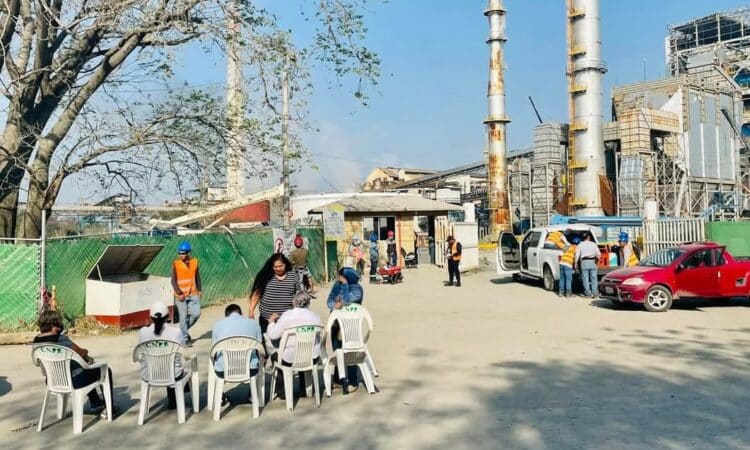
[0,227,324,331]
[0,243,41,330]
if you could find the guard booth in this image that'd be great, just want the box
[85,245,172,329]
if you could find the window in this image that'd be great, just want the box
[682,250,715,269]
[527,232,542,248]
[363,216,395,240]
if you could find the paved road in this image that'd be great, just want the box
[2,263,750,449]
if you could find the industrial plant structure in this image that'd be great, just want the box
[361,4,750,235]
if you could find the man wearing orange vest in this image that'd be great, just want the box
[171,241,202,346]
[445,235,462,287]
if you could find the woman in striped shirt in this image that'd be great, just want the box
[248,253,301,333]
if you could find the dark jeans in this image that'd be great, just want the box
[448,259,461,284]
[71,367,113,407]
[370,257,378,276]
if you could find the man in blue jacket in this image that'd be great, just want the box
[326,267,364,390]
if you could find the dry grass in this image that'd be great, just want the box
[70,316,122,337]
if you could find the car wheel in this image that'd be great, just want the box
[542,265,555,291]
[512,273,521,282]
[644,286,672,312]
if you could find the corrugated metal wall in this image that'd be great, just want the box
[0,227,324,330]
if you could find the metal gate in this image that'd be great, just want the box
[642,218,706,256]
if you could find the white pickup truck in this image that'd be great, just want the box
[496,225,612,291]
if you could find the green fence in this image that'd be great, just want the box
[706,222,750,257]
[0,227,325,330]
[0,243,40,330]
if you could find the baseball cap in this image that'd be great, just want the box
[150,301,169,318]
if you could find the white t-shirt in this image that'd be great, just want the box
[138,323,186,380]
[266,307,322,363]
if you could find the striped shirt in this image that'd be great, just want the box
[259,272,300,319]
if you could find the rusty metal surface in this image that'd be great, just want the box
[485,0,511,236]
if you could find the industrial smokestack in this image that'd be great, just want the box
[567,0,607,216]
[226,0,245,200]
[485,0,511,236]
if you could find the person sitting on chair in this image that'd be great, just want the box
[326,267,364,311]
[266,291,322,364]
[34,309,119,419]
[211,303,262,405]
[326,267,365,388]
[137,302,186,410]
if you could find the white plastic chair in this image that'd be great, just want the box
[268,325,323,411]
[32,344,113,434]
[323,303,377,396]
[207,336,266,420]
[132,340,199,425]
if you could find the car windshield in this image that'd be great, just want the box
[639,248,685,267]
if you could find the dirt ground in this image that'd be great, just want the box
[2,253,750,449]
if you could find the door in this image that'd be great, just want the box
[497,232,520,273]
[675,249,721,298]
[715,247,749,297]
[523,231,543,276]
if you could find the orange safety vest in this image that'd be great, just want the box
[173,257,199,296]
[560,244,576,267]
[451,242,462,261]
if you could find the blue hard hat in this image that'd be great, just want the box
[619,231,629,243]
[369,232,378,243]
[178,241,192,253]
[571,236,581,245]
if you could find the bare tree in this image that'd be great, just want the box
[0,0,380,238]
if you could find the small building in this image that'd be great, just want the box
[309,194,463,268]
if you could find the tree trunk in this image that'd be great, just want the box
[0,191,19,237]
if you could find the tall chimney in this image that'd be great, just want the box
[567,0,607,216]
[226,0,245,200]
[485,0,511,236]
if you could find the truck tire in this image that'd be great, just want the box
[512,273,521,282]
[542,265,555,292]
[644,285,672,312]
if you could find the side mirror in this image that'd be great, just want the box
[676,263,686,272]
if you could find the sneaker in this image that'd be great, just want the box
[557,292,563,297]
[444,281,453,287]
[100,405,121,420]
[455,282,461,287]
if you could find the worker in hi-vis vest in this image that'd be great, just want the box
[171,241,201,346]
[618,232,639,267]
[445,235,463,287]
[558,236,580,298]
[545,230,569,250]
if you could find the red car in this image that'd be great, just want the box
[599,243,750,312]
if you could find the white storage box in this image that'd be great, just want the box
[85,245,172,329]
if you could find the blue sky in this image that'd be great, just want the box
[60,1,748,202]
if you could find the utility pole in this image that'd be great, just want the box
[226,0,245,200]
[281,53,291,228]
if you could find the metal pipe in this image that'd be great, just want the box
[40,209,46,308]
[568,0,607,216]
[485,0,511,237]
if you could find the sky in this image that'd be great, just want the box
[59,0,749,202]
